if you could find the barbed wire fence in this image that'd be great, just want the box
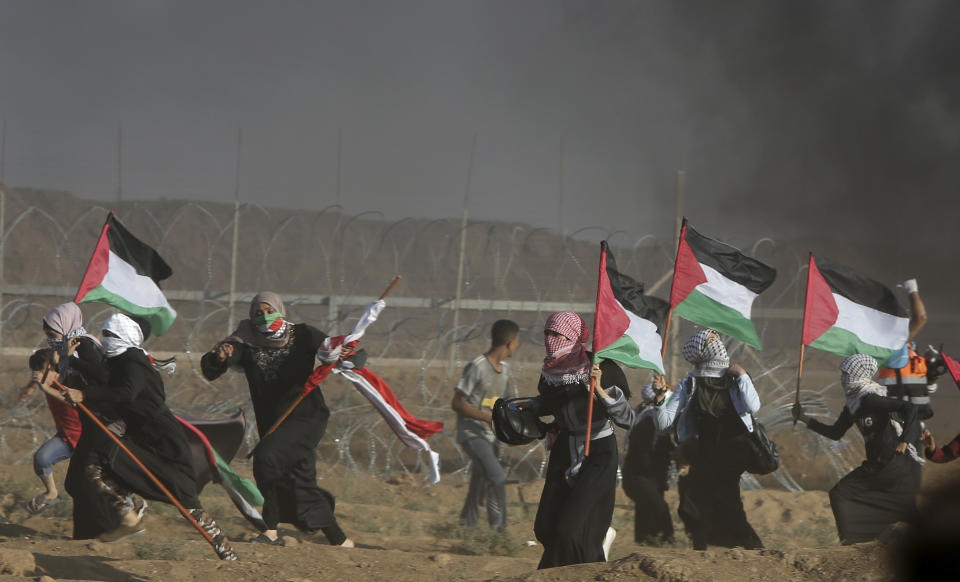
[0,191,864,490]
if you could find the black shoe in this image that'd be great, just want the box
[252,533,284,546]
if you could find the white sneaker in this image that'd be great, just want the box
[602,526,616,561]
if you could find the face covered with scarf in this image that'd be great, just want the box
[43,302,96,352]
[541,311,591,385]
[839,353,878,389]
[101,313,145,358]
[682,329,730,378]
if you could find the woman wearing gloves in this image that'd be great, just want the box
[794,354,922,544]
[656,329,763,550]
[533,311,634,569]
[201,292,366,547]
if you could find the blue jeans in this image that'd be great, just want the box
[33,436,73,477]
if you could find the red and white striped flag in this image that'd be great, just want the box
[303,299,444,484]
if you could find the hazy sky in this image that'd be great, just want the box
[1,1,958,248]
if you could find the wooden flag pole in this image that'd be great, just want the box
[585,241,607,458]
[48,378,219,554]
[794,344,806,427]
[251,276,402,454]
[660,306,675,360]
[659,216,686,375]
[584,362,597,457]
[795,252,813,426]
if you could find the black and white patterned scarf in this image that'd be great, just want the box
[682,329,729,378]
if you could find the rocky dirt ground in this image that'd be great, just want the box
[4,454,955,582]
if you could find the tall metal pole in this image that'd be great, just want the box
[0,119,6,183]
[669,170,686,381]
[117,123,123,202]
[557,137,566,237]
[0,187,5,355]
[227,128,243,335]
[335,127,342,207]
[0,121,6,354]
[450,134,477,374]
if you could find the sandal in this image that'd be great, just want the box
[26,494,60,515]
[252,533,284,546]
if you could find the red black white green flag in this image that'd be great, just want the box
[669,220,776,348]
[74,213,177,335]
[592,241,670,374]
[801,254,909,363]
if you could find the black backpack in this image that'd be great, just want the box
[492,397,547,445]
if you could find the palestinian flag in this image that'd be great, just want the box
[74,213,176,335]
[177,412,267,532]
[669,220,776,348]
[592,241,669,374]
[802,254,909,363]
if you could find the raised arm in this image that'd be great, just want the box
[730,367,761,415]
[69,337,108,386]
[655,376,688,434]
[200,340,243,381]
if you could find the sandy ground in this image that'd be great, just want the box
[3,453,945,582]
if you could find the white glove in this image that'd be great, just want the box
[900,279,918,294]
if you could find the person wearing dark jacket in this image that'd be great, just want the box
[201,292,365,547]
[533,311,634,569]
[622,382,675,545]
[794,353,922,545]
[655,329,763,551]
[63,313,237,560]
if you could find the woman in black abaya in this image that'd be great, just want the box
[202,292,365,547]
[794,353,922,544]
[533,311,634,569]
[64,313,237,560]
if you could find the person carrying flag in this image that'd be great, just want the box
[793,354,922,544]
[451,319,519,531]
[59,314,238,559]
[201,292,365,547]
[532,311,634,569]
[655,329,763,550]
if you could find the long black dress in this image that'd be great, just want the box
[201,323,365,536]
[676,375,763,551]
[534,358,634,569]
[622,411,675,544]
[807,393,921,544]
[80,348,201,508]
[60,337,123,540]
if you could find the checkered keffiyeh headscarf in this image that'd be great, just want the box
[102,313,146,358]
[840,354,883,413]
[682,329,730,378]
[839,353,924,464]
[541,311,591,385]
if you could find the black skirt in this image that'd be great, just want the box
[829,454,922,544]
[534,433,618,569]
